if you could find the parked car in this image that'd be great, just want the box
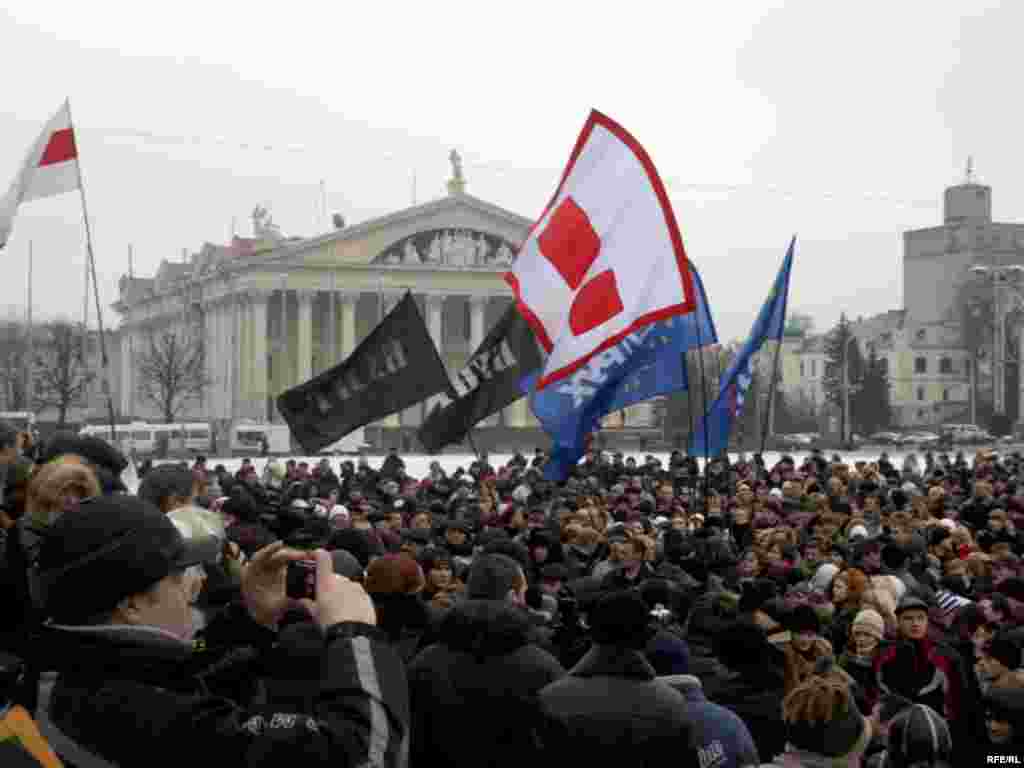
[868,431,903,445]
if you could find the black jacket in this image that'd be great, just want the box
[537,645,696,767]
[37,603,409,768]
[407,599,564,768]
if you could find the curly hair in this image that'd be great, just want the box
[27,460,102,526]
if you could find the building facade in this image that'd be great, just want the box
[112,163,656,450]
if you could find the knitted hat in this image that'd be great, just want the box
[788,604,821,635]
[851,609,885,641]
[884,704,952,768]
[589,590,653,650]
[988,633,1022,672]
[364,555,425,595]
[466,553,523,600]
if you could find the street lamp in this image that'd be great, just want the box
[969,264,1024,423]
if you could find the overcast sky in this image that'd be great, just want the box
[0,1,1019,342]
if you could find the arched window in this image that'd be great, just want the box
[940,357,953,374]
[914,357,927,374]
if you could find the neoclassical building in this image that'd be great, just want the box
[113,162,660,450]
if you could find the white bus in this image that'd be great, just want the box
[79,422,213,456]
[0,411,36,433]
[230,423,292,455]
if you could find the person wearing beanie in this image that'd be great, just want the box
[839,608,886,714]
[874,596,967,727]
[33,497,407,768]
[783,604,835,695]
[407,552,563,768]
[763,657,872,767]
[869,704,952,768]
[537,590,698,765]
[702,620,788,760]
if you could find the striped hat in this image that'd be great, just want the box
[883,704,952,768]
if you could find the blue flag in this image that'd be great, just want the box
[690,237,795,458]
[525,267,718,481]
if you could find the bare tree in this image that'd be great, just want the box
[33,320,95,427]
[0,318,29,410]
[135,328,210,423]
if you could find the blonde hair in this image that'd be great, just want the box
[27,461,101,526]
[782,666,871,766]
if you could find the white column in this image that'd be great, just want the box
[229,297,239,421]
[340,291,357,360]
[421,294,447,422]
[297,290,313,385]
[278,287,290,390]
[469,295,486,351]
[469,295,499,427]
[325,275,337,369]
[381,293,401,427]
[212,300,223,419]
[250,291,269,422]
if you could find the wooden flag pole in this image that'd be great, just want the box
[66,98,118,443]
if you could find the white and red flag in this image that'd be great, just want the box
[506,110,696,390]
[0,101,80,249]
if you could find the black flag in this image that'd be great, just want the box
[277,291,450,453]
[418,304,543,453]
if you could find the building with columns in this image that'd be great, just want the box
[113,160,659,450]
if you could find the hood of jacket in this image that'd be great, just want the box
[438,599,534,657]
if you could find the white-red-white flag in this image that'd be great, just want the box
[506,110,696,390]
[0,101,80,249]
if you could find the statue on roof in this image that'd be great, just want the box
[447,149,466,195]
[252,205,283,240]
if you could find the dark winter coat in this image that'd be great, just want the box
[537,646,696,767]
[36,604,409,768]
[407,599,565,768]
[874,636,967,724]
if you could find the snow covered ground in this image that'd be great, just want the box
[154,448,965,479]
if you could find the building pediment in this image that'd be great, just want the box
[248,193,535,271]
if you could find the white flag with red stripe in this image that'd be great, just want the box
[0,101,80,249]
[506,110,696,391]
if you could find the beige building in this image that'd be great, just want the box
[777,310,974,429]
[112,160,654,449]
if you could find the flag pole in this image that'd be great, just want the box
[693,312,712,501]
[759,338,784,455]
[24,241,33,412]
[760,237,795,457]
[66,98,118,443]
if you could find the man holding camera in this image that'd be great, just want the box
[33,495,408,768]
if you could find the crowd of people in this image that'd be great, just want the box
[1,420,1024,766]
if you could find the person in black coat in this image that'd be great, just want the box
[33,496,409,768]
[537,590,699,767]
[699,619,788,761]
[407,554,564,768]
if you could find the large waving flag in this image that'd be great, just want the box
[506,110,696,391]
[690,238,795,458]
[0,101,81,249]
[527,265,717,481]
